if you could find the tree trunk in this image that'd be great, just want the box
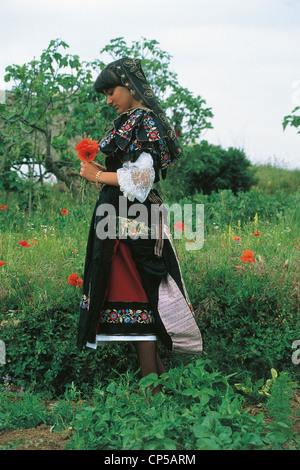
[0,142,15,176]
[43,129,81,196]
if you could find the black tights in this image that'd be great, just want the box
[133,340,167,394]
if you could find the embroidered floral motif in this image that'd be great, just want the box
[98,109,173,169]
[80,294,90,309]
[117,109,144,140]
[100,129,115,149]
[99,308,154,324]
[80,282,91,310]
[80,294,89,309]
[117,216,154,239]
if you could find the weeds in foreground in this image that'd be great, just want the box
[0,363,299,450]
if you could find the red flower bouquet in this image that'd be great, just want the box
[75,138,99,162]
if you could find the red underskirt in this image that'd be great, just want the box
[105,240,149,303]
[95,241,155,336]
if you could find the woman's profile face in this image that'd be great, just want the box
[104,86,141,114]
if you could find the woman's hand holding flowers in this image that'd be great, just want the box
[76,138,119,187]
[76,138,106,184]
[80,161,105,183]
[91,161,106,172]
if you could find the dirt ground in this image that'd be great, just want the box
[0,397,299,450]
[0,424,70,450]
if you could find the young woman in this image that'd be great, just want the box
[78,57,202,393]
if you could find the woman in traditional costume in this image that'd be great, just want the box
[78,58,202,392]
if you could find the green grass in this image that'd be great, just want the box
[250,163,300,194]
[0,183,299,384]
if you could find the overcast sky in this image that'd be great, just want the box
[1,0,299,168]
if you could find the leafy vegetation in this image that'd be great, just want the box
[0,361,299,450]
[162,141,256,200]
[0,37,213,197]
[283,106,300,134]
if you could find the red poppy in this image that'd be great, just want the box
[61,209,68,215]
[252,233,261,236]
[18,240,31,247]
[0,261,5,266]
[68,273,83,287]
[173,221,185,231]
[0,205,7,210]
[234,265,242,269]
[222,243,226,247]
[75,138,99,162]
[233,236,241,241]
[240,249,255,263]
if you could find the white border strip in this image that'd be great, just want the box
[86,334,157,349]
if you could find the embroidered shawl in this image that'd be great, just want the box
[94,57,182,177]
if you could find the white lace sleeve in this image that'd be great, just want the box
[117,152,155,203]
